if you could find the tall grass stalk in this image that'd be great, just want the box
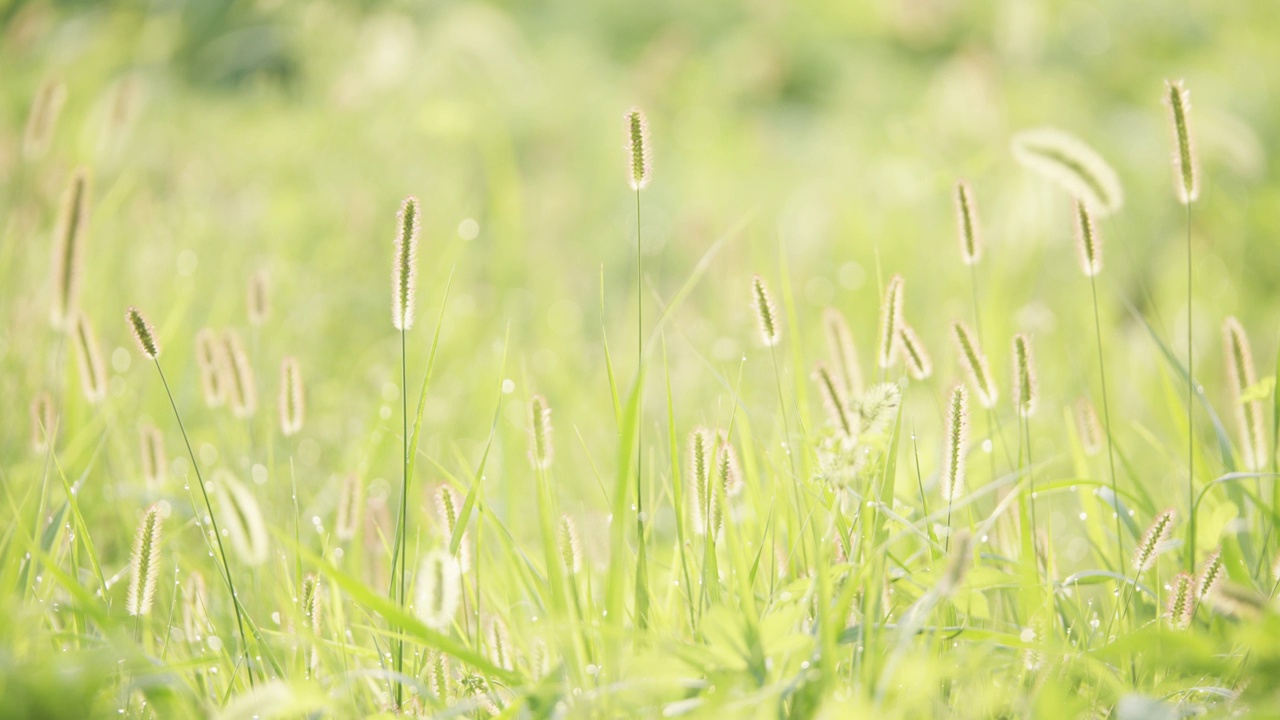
[627,107,652,627]
[128,307,255,689]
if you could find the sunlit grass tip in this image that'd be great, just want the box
[1073,201,1103,277]
[213,469,269,566]
[1166,571,1194,629]
[822,307,863,396]
[1011,127,1124,216]
[1012,333,1038,418]
[126,503,163,617]
[559,514,582,574]
[954,180,982,265]
[751,274,780,347]
[278,357,305,437]
[878,275,905,369]
[528,394,554,469]
[942,384,969,503]
[69,311,107,404]
[50,167,91,329]
[1165,79,1199,204]
[859,382,902,437]
[248,269,270,327]
[814,361,855,438]
[899,325,932,380]
[126,306,159,359]
[952,321,997,408]
[625,107,652,190]
[223,329,257,418]
[1223,316,1266,471]
[414,549,462,630]
[139,424,167,490]
[1132,508,1175,574]
[392,195,420,331]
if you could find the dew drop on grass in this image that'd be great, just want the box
[1079,513,1087,520]
[982,440,993,453]
[502,379,515,394]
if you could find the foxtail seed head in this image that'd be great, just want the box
[23,78,67,160]
[1132,508,1175,574]
[223,330,257,418]
[415,549,462,630]
[751,274,780,347]
[878,275,905,369]
[942,384,969,502]
[70,311,107,404]
[195,329,227,408]
[30,392,56,453]
[278,357,305,437]
[213,469,269,566]
[715,430,743,498]
[899,325,932,380]
[182,571,211,643]
[559,514,582,574]
[247,270,270,327]
[434,485,470,572]
[1197,548,1224,600]
[139,424,167,490]
[1012,333,1038,418]
[126,503,162,616]
[822,307,863,397]
[954,181,982,265]
[689,428,719,537]
[336,474,362,542]
[1075,397,1103,456]
[126,306,159,359]
[487,617,513,671]
[1223,317,1266,471]
[1166,572,1194,629]
[939,529,973,596]
[528,394,554,470]
[301,573,323,634]
[392,196,420,331]
[952,321,997,408]
[858,382,902,437]
[1165,80,1199,205]
[1073,200,1102,277]
[625,107,652,190]
[1011,127,1124,216]
[814,362,855,438]
[50,168,91,329]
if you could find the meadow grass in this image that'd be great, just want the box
[6,5,1280,719]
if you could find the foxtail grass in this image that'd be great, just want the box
[877,275,904,370]
[23,78,66,160]
[51,169,91,329]
[528,393,566,614]
[389,195,419,708]
[1223,317,1266,470]
[415,549,462,630]
[626,107,652,627]
[223,329,257,419]
[248,270,270,327]
[1012,127,1124,216]
[942,384,968,547]
[278,357,304,437]
[1166,79,1199,572]
[139,424,166,491]
[125,503,162,618]
[126,306,256,687]
[69,311,107,404]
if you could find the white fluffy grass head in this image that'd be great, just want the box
[1012,127,1124,216]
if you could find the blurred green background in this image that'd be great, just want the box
[2,0,1278,583]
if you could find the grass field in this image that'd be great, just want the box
[5,1,1280,717]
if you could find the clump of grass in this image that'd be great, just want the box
[278,357,305,437]
[125,503,162,617]
[1223,317,1265,470]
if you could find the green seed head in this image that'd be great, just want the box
[1074,200,1102,277]
[954,180,981,266]
[625,107,651,190]
[942,384,969,503]
[878,275,905,369]
[392,196,420,331]
[126,306,159,359]
[1165,79,1199,205]
[126,503,163,617]
[751,274,780,347]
